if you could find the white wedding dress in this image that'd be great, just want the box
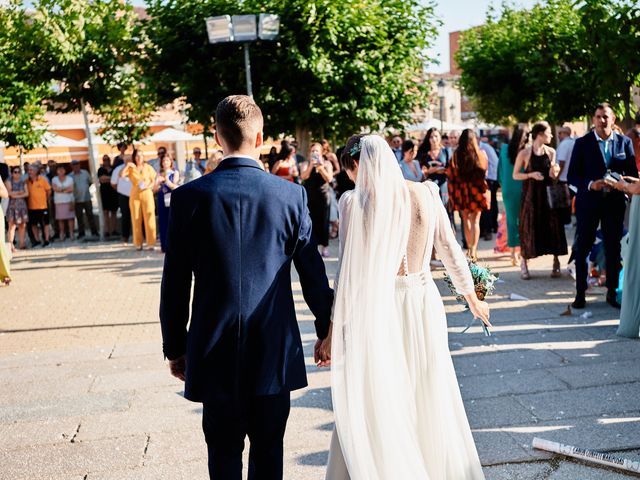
[326,135,484,480]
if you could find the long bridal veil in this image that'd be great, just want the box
[331,135,431,479]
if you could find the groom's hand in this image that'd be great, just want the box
[169,355,186,381]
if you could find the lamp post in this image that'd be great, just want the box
[205,13,280,98]
[437,78,446,132]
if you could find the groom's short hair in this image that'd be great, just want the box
[215,95,263,151]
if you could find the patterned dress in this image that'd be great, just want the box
[519,149,567,259]
[6,178,28,224]
[446,154,489,213]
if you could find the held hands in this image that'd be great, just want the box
[314,337,332,368]
[169,355,186,381]
[549,164,561,179]
[590,179,606,191]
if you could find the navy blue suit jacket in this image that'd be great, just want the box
[159,157,334,402]
[567,131,637,205]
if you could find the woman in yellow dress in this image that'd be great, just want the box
[120,149,157,250]
[0,178,11,285]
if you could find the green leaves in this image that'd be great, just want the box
[144,0,439,140]
[0,2,49,150]
[457,0,639,125]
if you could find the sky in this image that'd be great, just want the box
[426,0,538,73]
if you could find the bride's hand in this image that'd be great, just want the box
[315,336,332,367]
[468,298,491,327]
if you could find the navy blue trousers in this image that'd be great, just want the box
[573,193,626,297]
[202,392,290,480]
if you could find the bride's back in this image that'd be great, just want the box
[398,181,433,276]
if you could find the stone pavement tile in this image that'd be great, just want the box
[0,390,132,423]
[502,369,570,396]
[547,360,640,389]
[458,373,515,400]
[446,306,554,326]
[129,387,188,410]
[504,415,640,457]
[473,430,536,465]
[548,460,637,479]
[514,383,640,422]
[485,328,594,351]
[550,338,640,364]
[86,460,209,480]
[0,375,94,406]
[465,396,535,429]
[0,353,163,388]
[0,346,112,368]
[453,350,564,377]
[0,417,81,450]
[144,430,207,466]
[0,436,146,478]
[109,341,161,359]
[483,461,552,479]
[76,406,202,442]
[459,369,569,401]
[90,369,182,393]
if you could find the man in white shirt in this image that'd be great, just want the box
[556,126,575,225]
[556,126,575,183]
[111,157,133,244]
[479,139,500,240]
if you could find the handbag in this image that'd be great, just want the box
[546,182,571,209]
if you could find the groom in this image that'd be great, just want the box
[159,95,334,479]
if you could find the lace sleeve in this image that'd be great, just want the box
[335,191,355,289]
[424,182,474,295]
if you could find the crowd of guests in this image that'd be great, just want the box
[380,104,639,329]
[0,144,192,256]
[1,105,639,336]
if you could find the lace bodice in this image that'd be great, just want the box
[337,181,474,295]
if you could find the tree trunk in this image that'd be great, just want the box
[621,84,633,130]
[295,123,311,160]
[203,133,209,159]
[80,98,105,240]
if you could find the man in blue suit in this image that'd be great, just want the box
[568,103,637,309]
[159,95,334,479]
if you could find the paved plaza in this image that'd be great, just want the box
[0,234,639,479]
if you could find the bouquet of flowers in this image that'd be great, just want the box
[443,260,498,336]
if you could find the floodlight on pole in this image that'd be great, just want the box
[258,14,280,40]
[205,15,233,43]
[231,15,258,42]
[206,14,280,98]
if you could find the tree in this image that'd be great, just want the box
[28,0,153,236]
[144,0,440,151]
[456,0,596,126]
[577,0,640,127]
[97,66,157,146]
[0,2,49,156]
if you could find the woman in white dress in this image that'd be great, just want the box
[320,134,490,480]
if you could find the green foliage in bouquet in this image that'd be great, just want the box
[443,260,498,305]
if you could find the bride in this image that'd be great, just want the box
[318,134,491,479]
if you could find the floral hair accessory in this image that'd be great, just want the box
[349,140,362,157]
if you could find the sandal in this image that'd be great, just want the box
[520,259,531,280]
[551,257,561,278]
